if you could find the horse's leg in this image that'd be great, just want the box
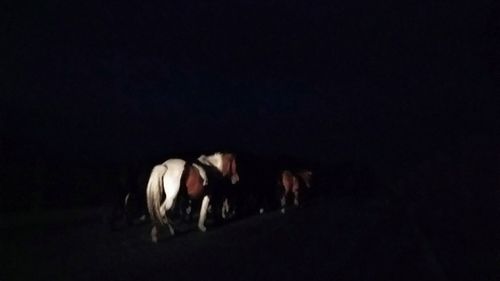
[151,224,160,243]
[222,198,231,219]
[159,196,176,236]
[151,220,174,243]
[161,168,184,235]
[185,199,193,222]
[166,219,175,236]
[293,190,300,207]
[281,189,288,214]
[150,204,169,243]
[198,195,211,232]
[151,200,176,243]
[176,196,188,222]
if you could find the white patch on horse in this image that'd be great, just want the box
[197,153,224,171]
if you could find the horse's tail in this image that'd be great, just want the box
[146,165,168,226]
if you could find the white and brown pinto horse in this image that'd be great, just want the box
[146,152,239,243]
[278,169,312,213]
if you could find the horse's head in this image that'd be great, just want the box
[222,153,239,184]
[297,169,313,188]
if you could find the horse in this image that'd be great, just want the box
[278,169,312,213]
[146,152,239,243]
[229,153,309,216]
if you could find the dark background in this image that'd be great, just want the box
[1,1,498,210]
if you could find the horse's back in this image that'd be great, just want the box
[162,159,186,176]
[162,158,186,168]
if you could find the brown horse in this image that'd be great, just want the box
[278,169,312,213]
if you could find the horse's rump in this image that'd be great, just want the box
[280,170,298,192]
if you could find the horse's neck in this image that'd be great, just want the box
[297,172,311,187]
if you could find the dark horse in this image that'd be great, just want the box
[278,169,313,213]
[227,153,313,217]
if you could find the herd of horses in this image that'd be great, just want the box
[113,152,313,243]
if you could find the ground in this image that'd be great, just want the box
[3,191,459,281]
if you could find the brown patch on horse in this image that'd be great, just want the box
[184,165,205,199]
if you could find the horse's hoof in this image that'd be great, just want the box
[151,227,159,243]
[281,208,286,214]
[198,225,207,232]
[151,232,159,243]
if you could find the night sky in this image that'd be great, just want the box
[1,1,498,208]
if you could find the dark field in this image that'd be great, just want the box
[3,176,497,281]
[3,141,500,281]
[2,196,433,281]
